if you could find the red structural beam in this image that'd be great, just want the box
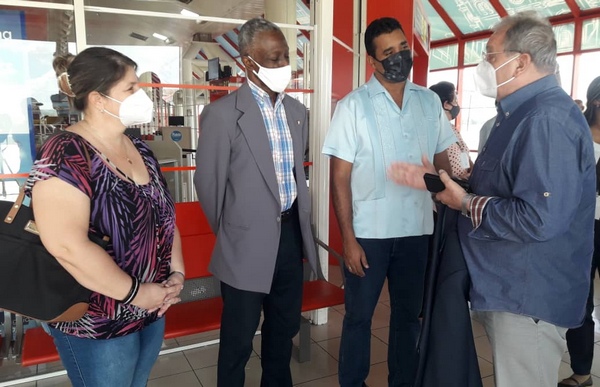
[0,164,315,181]
[564,0,581,17]
[488,0,509,18]
[195,50,208,60]
[139,82,314,94]
[297,22,310,40]
[218,33,245,70]
[431,29,493,49]
[431,4,600,49]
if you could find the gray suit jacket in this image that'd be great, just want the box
[194,83,318,293]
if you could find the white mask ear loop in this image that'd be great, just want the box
[247,56,262,74]
[495,54,520,88]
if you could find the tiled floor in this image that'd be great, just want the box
[2,273,600,386]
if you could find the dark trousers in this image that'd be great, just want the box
[216,207,304,387]
[566,219,600,375]
[339,236,429,387]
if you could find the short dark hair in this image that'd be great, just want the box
[238,17,282,57]
[53,47,137,111]
[364,17,405,58]
[429,81,456,105]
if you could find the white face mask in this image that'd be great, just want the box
[248,56,292,93]
[102,89,154,126]
[474,54,520,99]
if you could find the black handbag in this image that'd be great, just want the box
[0,189,109,322]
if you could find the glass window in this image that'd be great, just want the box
[575,51,600,103]
[430,44,458,70]
[465,38,488,66]
[576,0,600,10]
[582,18,600,50]
[98,45,181,85]
[423,0,455,41]
[438,0,501,34]
[553,23,574,53]
[296,0,311,26]
[556,54,574,97]
[427,69,458,88]
[459,66,497,152]
[500,0,570,17]
[1,4,75,197]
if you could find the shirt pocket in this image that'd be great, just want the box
[351,153,386,201]
[477,158,499,172]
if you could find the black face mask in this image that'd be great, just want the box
[445,104,461,120]
[375,50,413,83]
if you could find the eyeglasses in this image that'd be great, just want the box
[481,50,520,62]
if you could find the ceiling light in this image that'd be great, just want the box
[153,32,168,41]
[180,9,200,18]
[130,32,148,41]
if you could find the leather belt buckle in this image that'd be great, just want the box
[280,207,294,221]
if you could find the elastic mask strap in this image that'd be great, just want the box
[100,92,122,105]
[98,92,121,119]
[247,56,262,74]
[497,77,515,88]
[494,54,520,89]
[495,54,520,72]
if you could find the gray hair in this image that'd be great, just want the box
[238,18,282,56]
[493,11,557,74]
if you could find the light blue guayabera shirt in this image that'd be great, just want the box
[322,76,456,239]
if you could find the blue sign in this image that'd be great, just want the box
[0,10,26,40]
[171,130,183,142]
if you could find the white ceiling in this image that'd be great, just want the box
[41,0,268,48]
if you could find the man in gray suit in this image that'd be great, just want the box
[194,17,317,387]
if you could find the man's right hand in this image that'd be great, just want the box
[343,239,369,277]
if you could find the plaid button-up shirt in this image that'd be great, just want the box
[248,80,297,211]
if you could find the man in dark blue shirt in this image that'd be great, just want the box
[434,11,595,387]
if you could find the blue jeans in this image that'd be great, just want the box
[46,318,165,387]
[339,236,429,387]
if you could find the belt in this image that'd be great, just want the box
[281,203,297,221]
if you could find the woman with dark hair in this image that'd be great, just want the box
[559,75,600,387]
[429,81,473,179]
[26,47,185,387]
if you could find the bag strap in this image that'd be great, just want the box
[4,188,26,224]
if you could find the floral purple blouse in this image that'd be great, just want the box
[25,132,175,339]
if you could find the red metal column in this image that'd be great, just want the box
[365,0,432,85]
[328,0,356,264]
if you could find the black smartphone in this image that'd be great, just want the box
[423,173,471,193]
[423,173,446,193]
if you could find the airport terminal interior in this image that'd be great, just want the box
[2,0,600,385]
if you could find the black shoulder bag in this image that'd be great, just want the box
[0,143,109,322]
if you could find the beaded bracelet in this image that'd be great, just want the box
[122,275,140,305]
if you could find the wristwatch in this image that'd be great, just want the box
[461,193,475,218]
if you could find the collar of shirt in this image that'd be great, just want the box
[365,76,418,113]
[247,79,285,108]
[366,76,418,99]
[497,74,559,119]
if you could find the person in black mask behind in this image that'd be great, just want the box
[430,81,473,179]
[322,17,455,387]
